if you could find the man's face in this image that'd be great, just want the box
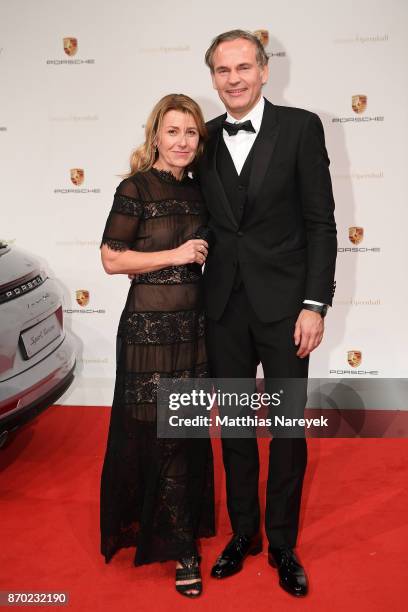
[211,38,268,119]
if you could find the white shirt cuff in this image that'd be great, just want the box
[303,299,326,307]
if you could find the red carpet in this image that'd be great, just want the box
[0,405,407,611]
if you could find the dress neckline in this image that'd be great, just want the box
[150,166,189,185]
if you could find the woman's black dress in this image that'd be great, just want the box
[99,167,215,566]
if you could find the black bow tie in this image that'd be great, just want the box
[222,119,256,136]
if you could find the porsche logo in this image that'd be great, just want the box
[253,30,269,47]
[347,351,362,368]
[352,95,367,114]
[76,289,89,307]
[70,168,84,186]
[349,226,364,245]
[63,37,78,57]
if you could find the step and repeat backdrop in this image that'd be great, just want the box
[1,0,407,405]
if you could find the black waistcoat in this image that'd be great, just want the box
[216,135,255,225]
[216,135,255,289]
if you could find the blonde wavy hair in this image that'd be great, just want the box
[125,94,207,177]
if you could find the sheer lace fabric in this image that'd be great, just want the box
[100,168,215,566]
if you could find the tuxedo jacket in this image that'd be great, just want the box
[198,98,337,323]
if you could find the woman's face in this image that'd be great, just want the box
[155,110,200,173]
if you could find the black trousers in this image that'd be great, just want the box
[206,284,308,549]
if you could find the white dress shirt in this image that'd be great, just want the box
[222,95,324,308]
[222,95,265,175]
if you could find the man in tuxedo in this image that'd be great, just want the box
[199,30,337,597]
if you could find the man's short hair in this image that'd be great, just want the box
[205,29,269,73]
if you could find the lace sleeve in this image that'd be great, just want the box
[100,178,143,251]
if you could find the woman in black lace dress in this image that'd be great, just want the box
[99,94,215,597]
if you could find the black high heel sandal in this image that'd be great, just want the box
[175,554,202,598]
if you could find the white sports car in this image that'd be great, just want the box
[0,242,76,445]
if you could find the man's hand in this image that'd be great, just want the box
[294,309,324,358]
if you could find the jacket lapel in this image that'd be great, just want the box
[203,115,239,229]
[247,99,280,206]
[202,100,280,227]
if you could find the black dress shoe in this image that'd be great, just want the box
[268,547,308,597]
[211,533,262,579]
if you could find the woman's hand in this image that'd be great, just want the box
[125,239,209,280]
[171,239,208,266]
